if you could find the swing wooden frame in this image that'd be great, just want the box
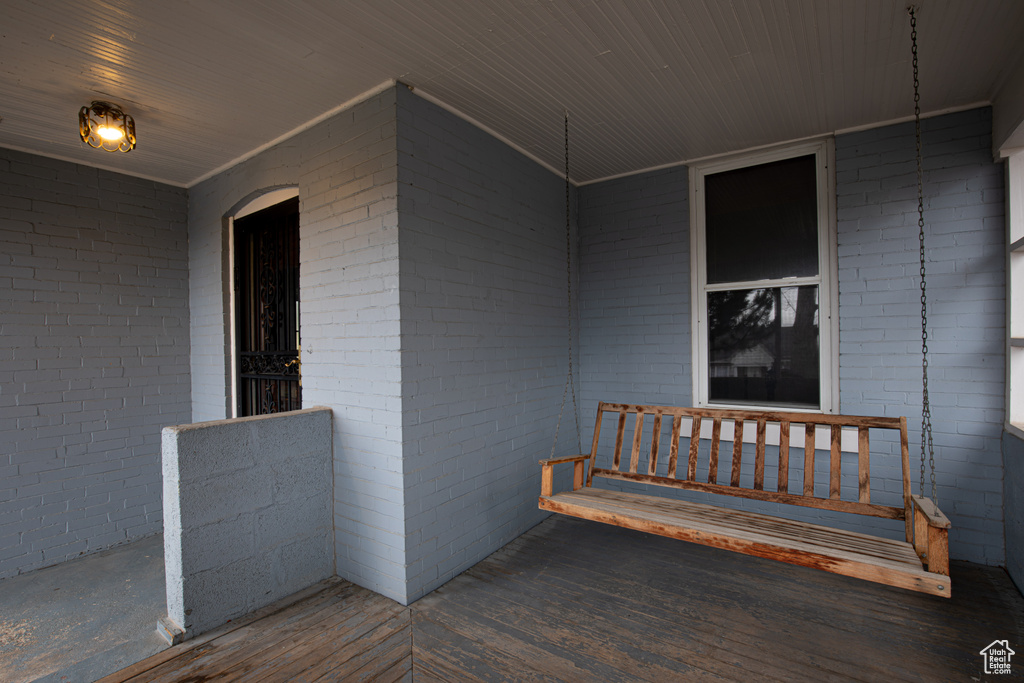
[540,402,951,597]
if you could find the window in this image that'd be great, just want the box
[1007,152,1024,435]
[690,140,838,412]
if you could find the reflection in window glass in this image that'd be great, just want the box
[708,286,819,409]
[705,155,819,284]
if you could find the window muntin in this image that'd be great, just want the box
[692,140,837,412]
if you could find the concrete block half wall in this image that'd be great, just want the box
[162,407,333,638]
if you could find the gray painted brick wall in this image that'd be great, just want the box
[187,88,408,601]
[396,87,573,602]
[576,108,1006,564]
[837,107,1005,564]
[302,93,405,601]
[0,148,191,578]
[189,85,577,603]
[188,148,303,423]
[578,166,691,411]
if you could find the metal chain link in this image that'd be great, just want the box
[565,112,582,453]
[909,6,936,504]
[550,111,583,458]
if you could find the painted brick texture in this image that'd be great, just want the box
[578,166,691,411]
[837,107,1005,564]
[396,87,573,602]
[189,86,576,603]
[187,88,407,601]
[576,108,1006,564]
[0,148,190,578]
[300,93,404,601]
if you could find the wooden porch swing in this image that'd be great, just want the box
[539,8,951,598]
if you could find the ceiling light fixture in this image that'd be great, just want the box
[79,101,136,152]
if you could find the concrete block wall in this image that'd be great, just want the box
[577,108,1007,564]
[187,87,407,601]
[395,87,571,602]
[0,148,190,579]
[162,407,333,637]
[837,107,1006,564]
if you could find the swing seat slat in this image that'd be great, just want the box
[539,402,951,597]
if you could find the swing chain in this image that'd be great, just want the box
[549,111,582,459]
[909,6,936,504]
[565,112,581,452]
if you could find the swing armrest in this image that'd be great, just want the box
[539,454,590,466]
[911,495,950,576]
[539,455,589,496]
[910,495,950,528]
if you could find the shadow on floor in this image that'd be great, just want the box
[0,535,168,683]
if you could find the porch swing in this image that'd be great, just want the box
[538,7,952,597]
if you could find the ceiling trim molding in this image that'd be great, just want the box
[409,85,570,185]
[831,100,991,136]
[577,100,992,188]
[187,79,398,188]
[0,142,189,188]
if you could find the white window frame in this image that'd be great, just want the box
[689,138,839,413]
[1006,152,1024,437]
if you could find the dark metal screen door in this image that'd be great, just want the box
[235,197,301,416]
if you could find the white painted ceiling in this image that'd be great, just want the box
[1,0,1022,187]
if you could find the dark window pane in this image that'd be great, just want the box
[705,155,819,284]
[707,286,820,409]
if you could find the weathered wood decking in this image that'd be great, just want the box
[100,579,411,682]
[105,515,1023,682]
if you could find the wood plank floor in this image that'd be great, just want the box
[106,515,1024,682]
[100,580,412,683]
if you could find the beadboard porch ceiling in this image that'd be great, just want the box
[1,0,1022,188]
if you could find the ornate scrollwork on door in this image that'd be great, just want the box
[257,226,278,344]
[240,353,300,377]
[235,197,301,417]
